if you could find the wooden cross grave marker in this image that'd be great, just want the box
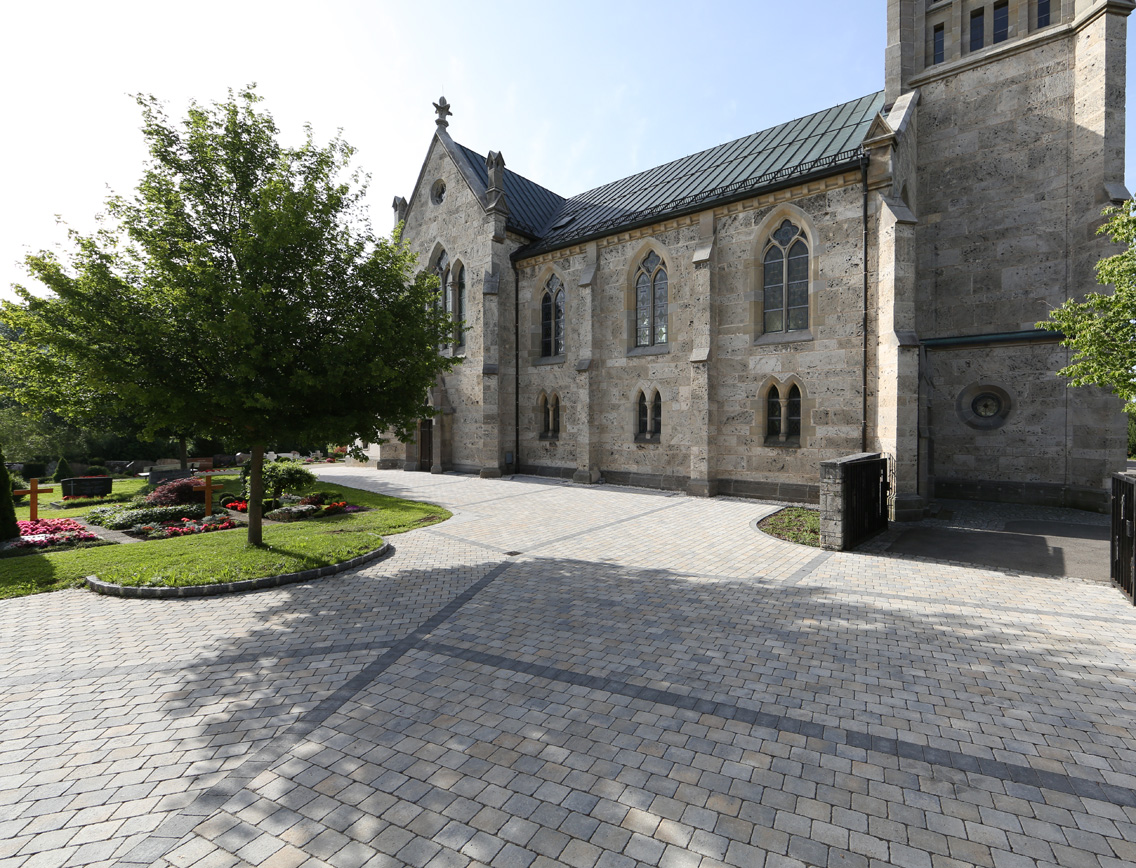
[196,472,226,517]
[13,478,54,522]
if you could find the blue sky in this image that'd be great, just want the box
[1,0,1132,301]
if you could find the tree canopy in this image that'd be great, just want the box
[1038,200,1136,401]
[0,86,455,544]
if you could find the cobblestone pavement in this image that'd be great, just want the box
[3,468,1136,868]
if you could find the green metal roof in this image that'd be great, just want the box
[456,143,565,239]
[511,91,885,256]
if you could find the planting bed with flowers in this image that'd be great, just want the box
[2,477,449,600]
[132,514,240,540]
[2,518,108,559]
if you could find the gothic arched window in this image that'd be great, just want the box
[435,249,450,308]
[786,385,801,437]
[541,275,565,357]
[765,382,804,445]
[635,390,661,442]
[540,393,560,440]
[634,251,668,347]
[762,220,809,334]
[767,386,782,437]
[454,265,466,348]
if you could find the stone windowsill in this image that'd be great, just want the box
[627,344,670,358]
[533,355,567,367]
[755,329,813,347]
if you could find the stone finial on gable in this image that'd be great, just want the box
[433,96,452,128]
[485,150,510,220]
[392,196,408,227]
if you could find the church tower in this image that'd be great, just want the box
[882,0,1133,510]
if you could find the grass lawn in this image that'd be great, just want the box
[13,476,149,521]
[2,476,449,600]
[758,506,820,547]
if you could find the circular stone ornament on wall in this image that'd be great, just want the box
[431,179,447,204]
[956,383,1012,430]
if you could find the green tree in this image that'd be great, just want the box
[1038,200,1136,400]
[0,447,18,541]
[1,86,455,545]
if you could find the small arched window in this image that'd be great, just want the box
[454,265,466,348]
[540,393,560,440]
[541,275,565,357]
[634,251,668,347]
[635,390,661,442]
[762,220,808,334]
[765,382,803,445]
[786,385,801,437]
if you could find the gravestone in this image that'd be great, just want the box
[148,467,194,486]
[61,477,113,498]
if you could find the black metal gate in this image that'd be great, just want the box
[1111,474,1136,603]
[843,456,889,549]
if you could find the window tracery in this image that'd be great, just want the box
[541,275,565,357]
[762,220,809,334]
[634,252,668,347]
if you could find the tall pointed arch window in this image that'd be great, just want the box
[454,265,466,348]
[433,249,451,348]
[635,251,668,347]
[434,249,450,308]
[541,275,565,357]
[762,220,809,334]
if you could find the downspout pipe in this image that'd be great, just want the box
[513,259,521,476]
[861,154,870,454]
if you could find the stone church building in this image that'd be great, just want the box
[364,0,1133,517]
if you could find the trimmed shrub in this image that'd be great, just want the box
[21,462,46,480]
[0,450,19,541]
[10,472,28,503]
[52,457,72,483]
[86,503,207,530]
[83,465,110,477]
[244,459,317,505]
[86,457,105,468]
[145,477,205,506]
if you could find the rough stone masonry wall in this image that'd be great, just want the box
[708,182,868,500]
[515,176,871,499]
[400,140,496,474]
[913,13,1126,505]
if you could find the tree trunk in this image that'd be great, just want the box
[178,436,189,470]
[247,444,265,547]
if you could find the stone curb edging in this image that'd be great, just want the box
[83,542,392,599]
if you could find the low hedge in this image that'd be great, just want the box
[86,503,207,530]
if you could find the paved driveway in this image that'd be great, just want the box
[3,468,1136,868]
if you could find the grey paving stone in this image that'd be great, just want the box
[5,473,1136,868]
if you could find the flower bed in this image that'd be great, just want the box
[11,518,100,549]
[131,514,240,540]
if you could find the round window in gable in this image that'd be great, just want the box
[956,383,1012,430]
[431,179,447,204]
